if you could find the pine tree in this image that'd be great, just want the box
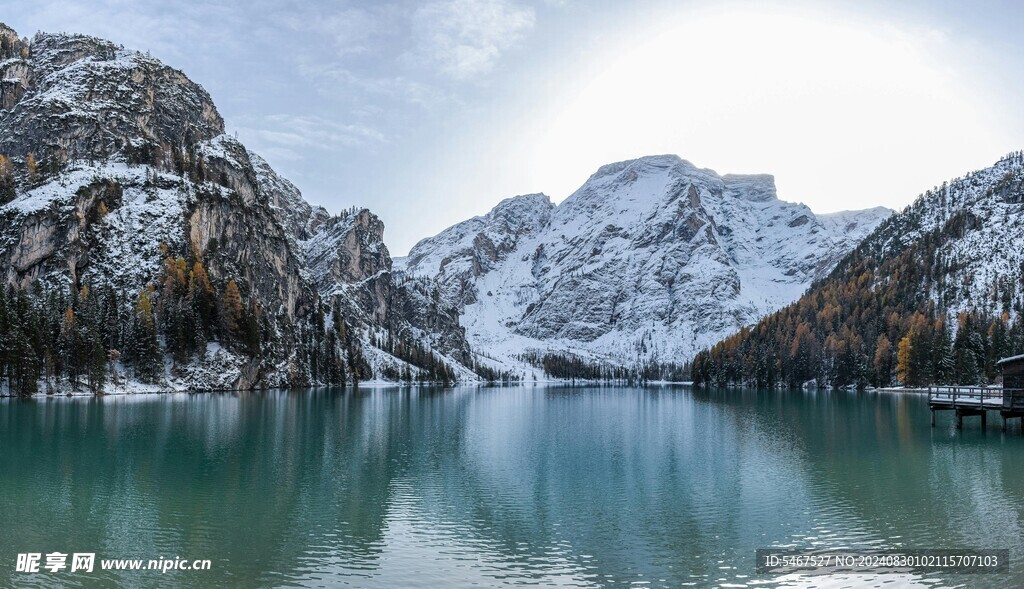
[953,315,983,385]
[132,290,162,383]
[59,305,85,387]
[0,154,16,203]
[932,321,955,384]
[87,335,106,393]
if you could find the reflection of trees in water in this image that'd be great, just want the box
[703,388,1024,586]
[0,391,416,587]
[4,388,1024,588]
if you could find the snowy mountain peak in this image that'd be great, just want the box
[583,155,720,192]
[488,192,554,221]
[0,26,224,169]
[590,154,687,176]
[404,192,555,279]
[403,155,893,374]
[818,206,894,237]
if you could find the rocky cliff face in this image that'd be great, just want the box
[305,208,392,322]
[402,155,892,374]
[303,207,473,374]
[0,25,473,391]
[0,27,222,170]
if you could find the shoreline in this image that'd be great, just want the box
[874,387,931,394]
[23,382,1002,399]
[0,379,697,399]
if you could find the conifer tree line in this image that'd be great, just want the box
[466,357,519,383]
[0,252,358,395]
[692,200,1024,389]
[519,351,691,383]
[371,329,458,384]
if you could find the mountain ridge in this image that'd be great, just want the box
[402,154,893,378]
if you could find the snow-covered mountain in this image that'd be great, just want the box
[692,152,1024,389]
[832,151,1024,319]
[401,155,892,374]
[0,24,474,391]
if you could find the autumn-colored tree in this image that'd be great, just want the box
[896,335,913,386]
[161,256,187,298]
[136,289,154,323]
[222,279,243,339]
[187,261,216,334]
[25,152,37,183]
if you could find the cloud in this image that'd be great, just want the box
[236,113,388,164]
[270,114,386,146]
[295,59,452,108]
[411,0,536,79]
[291,6,402,58]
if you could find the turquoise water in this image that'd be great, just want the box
[1,386,1022,588]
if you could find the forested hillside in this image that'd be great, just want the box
[692,152,1024,389]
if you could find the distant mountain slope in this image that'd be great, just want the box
[693,152,1024,389]
[401,155,891,376]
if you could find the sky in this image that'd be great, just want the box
[4,0,1024,254]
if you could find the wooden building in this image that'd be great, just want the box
[998,354,1024,391]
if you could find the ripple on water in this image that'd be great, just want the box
[2,388,1024,588]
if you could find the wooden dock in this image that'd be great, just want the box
[928,386,1024,430]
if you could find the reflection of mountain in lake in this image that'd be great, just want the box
[1,388,1023,588]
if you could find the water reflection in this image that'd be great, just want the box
[0,386,1022,588]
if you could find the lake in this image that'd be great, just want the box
[1,386,1022,588]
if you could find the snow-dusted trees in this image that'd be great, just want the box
[373,329,457,385]
[130,289,162,383]
[0,155,15,204]
[0,252,388,394]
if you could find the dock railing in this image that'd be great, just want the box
[927,385,1024,410]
